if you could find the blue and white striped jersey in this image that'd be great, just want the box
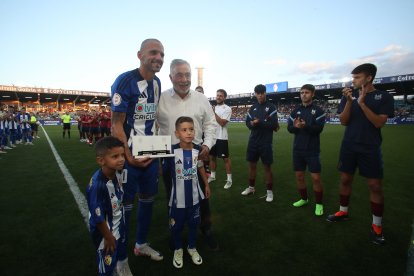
[87,170,125,249]
[17,113,31,130]
[110,69,161,148]
[166,143,205,208]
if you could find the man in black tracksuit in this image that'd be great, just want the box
[241,84,279,202]
[287,84,326,216]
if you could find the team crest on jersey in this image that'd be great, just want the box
[375,94,382,100]
[311,109,316,115]
[104,255,112,266]
[169,218,175,227]
[112,93,122,106]
[265,107,269,112]
[95,207,101,216]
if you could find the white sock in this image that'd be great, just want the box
[210,171,216,178]
[227,174,232,182]
[339,205,348,213]
[372,215,382,226]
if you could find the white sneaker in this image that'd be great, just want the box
[0,150,7,154]
[207,176,216,183]
[266,190,274,202]
[115,258,133,276]
[241,186,255,196]
[133,243,163,261]
[36,136,40,138]
[10,144,16,148]
[187,247,202,265]
[173,248,183,268]
[26,142,34,145]
[224,181,232,189]
[3,146,12,150]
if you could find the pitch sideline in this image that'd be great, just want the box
[41,125,89,228]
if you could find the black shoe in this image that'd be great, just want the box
[371,225,385,245]
[326,211,349,222]
[202,230,219,251]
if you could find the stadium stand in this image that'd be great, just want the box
[1,73,414,124]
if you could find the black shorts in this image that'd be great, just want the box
[63,123,71,130]
[210,139,230,158]
[30,123,38,131]
[293,152,321,173]
[337,140,383,179]
[246,142,273,165]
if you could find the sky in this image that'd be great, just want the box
[1,0,413,98]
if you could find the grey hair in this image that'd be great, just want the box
[170,59,191,75]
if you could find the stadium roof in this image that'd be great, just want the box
[0,85,110,105]
[1,73,413,107]
[209,73,414,106]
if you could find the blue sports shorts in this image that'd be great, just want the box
[293,151,321,173]
[123,159,159,201]
[246,142,273,165]
[337,140,383,179]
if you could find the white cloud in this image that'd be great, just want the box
[289,44,414,85]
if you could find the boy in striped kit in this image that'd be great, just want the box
[164,116,211,268]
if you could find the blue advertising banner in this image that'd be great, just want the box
[265,81,288,93]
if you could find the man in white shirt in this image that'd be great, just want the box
[207,89,233,189]
[157,59,219,250]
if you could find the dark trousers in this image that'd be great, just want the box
[162,160,212,233]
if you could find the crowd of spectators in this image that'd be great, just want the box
[2,98,413,123]
[229,100,412,121]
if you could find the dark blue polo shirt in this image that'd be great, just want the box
[337,90,394,147]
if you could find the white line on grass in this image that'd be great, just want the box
[41,125,89,228]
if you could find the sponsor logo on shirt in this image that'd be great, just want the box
[176,165,197,180]
[375,94,382,100]
[133,103,156,120]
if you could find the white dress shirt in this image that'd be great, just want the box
[157,88,217,149]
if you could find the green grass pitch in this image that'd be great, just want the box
[0,123,413,275]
